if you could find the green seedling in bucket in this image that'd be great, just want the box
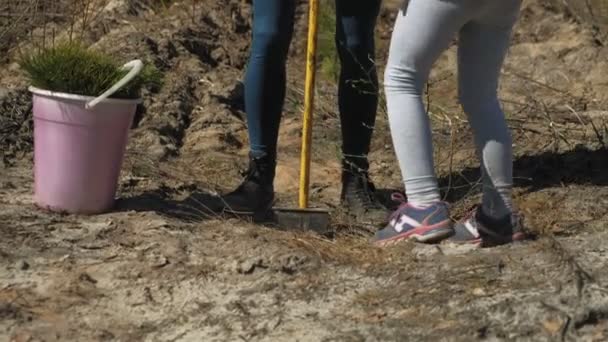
[19,42,161,214]
[20,42,162,100]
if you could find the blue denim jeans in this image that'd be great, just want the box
[245,0,381,169]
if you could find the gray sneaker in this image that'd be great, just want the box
[450,206,528,247]
[374,194,454,247]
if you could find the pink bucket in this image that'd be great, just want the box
[30,87,140,214]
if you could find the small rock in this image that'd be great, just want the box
[98,330,115,341]
[146,218,170,229]
[80,221,114,233]
[164,143,178,154]
[412,245,441,258]
[542,318,563,335]
[16,260,29,271]
[0,87,9,101]
[277,254,309,275]
[79,272,98,284]
[211,47,226,61]
[472,288,486,296]
[439,243,478,256]
[150,254,169,268]
[235,258,264,274]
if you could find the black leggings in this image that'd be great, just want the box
[245,0,381,168]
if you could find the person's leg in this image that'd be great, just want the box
[334,0,387,225]
[458,19,517,219]
[245,0,296,161]
[385,0,471,207]
[375,0,473,245]
[223,0,296,216]
[335,0,381,169]
[451,1,525,246]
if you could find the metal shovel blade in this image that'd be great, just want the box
[271,207,332,235]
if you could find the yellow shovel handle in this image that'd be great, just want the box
[299,0,319,209]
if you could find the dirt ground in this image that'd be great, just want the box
[1,0,608,341]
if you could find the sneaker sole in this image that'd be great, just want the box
[375,224,454,247]
[450,232,528,248]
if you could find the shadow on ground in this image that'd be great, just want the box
[115,188,226,222]
[115,147,606,222]
[439,147,607,203]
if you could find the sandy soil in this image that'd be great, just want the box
[1,0,608,340]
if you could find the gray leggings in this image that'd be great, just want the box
[384,0,521,218]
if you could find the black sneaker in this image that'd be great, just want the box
[221,154,275,220]
[450,206,529,247]
[341,160,389,226]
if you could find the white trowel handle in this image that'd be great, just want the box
[85,60,144,109]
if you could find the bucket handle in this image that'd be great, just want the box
[85,60,144,109]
